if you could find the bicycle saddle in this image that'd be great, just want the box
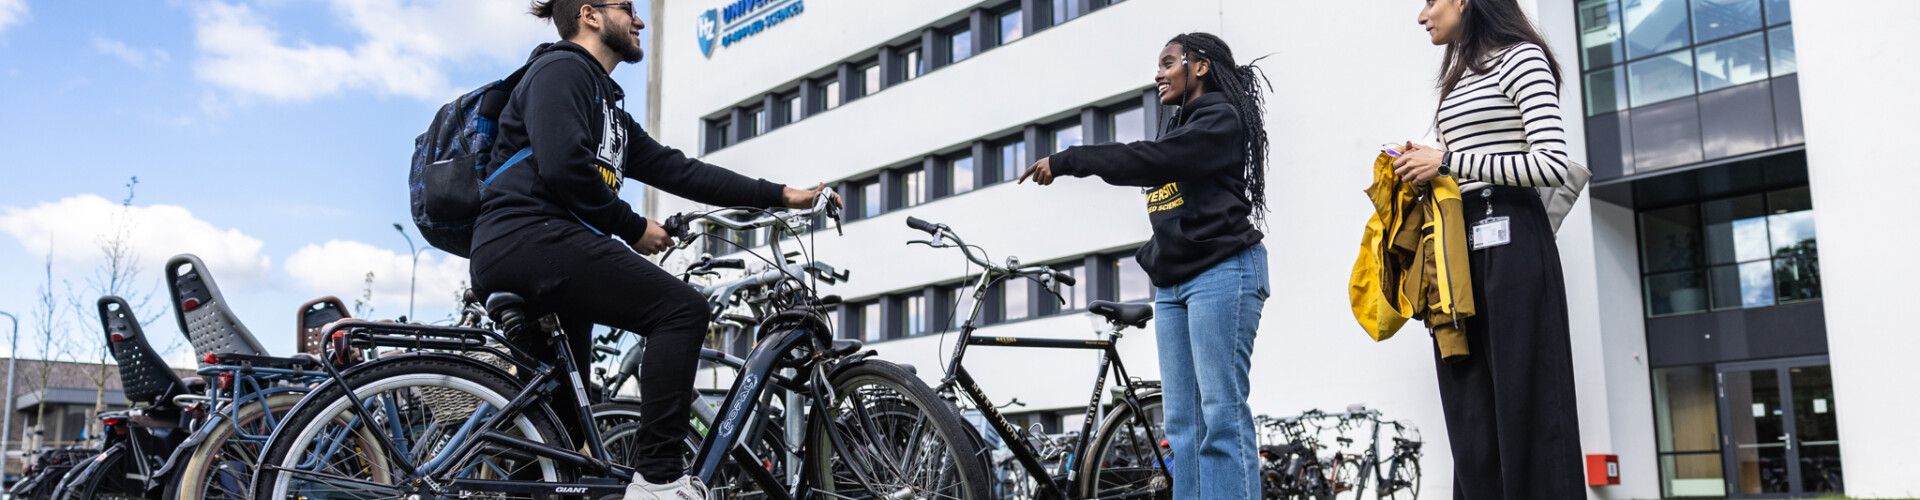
[1088,300,1153,329]
[485,292,533,334]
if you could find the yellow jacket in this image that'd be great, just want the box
[1349,152,1475,362]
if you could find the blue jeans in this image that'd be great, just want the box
[1155,244,1269,500]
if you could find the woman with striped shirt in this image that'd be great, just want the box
[1393,0,1585,498]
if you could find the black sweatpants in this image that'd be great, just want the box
[471,219,709,483]
[1433,186,1585,499]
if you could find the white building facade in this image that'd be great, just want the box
[646,0,1920,498]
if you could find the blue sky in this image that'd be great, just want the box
[0,0,654,361]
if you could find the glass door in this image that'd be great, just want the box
[1716,356,1841,498]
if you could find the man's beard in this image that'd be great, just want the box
[601,26,644,64]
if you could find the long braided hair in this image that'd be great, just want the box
[1165,33,1273,219]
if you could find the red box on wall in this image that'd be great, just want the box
[1586,454,1620,486]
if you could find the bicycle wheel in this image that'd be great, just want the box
[1383,458,1419,500]
[1329,458,1363,500]
[805,360,990,500]
[167,392,307,500]
[251,355,569,500]
[1074,392,1171,499]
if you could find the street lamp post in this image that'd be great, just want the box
[1,310,19,487]
[393,224,418,322]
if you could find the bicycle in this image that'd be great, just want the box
[904,216,1172,499]
[1325,407,1420,500]
[1256,411,1332,500]
[250,190,992,500]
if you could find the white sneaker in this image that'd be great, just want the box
[624,473,709,500]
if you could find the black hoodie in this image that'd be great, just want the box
[1049,92,1263,287]
[473,41,785,249]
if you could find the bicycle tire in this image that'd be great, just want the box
[1074,392,1171,500]
[166,392,308,500]
[805,360,991,500]
[250,355,570,500]
[1329,458,1363,500]
[1384,458,1419,500]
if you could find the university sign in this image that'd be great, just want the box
[696,0,806,58]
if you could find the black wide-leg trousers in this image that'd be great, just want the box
[471,219,710,484]
[1433,186,1586,500]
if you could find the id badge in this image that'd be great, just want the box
[1471,216,1512,250]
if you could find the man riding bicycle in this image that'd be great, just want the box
[472,2,833,498]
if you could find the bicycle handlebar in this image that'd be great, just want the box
[904,217,1074,289]
[665,187,840,238]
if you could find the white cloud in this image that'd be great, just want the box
[0,0,26,38]
[0,194,274,289]
[189,0,555,102]
[284,240,469,315]
[94,36,172,68]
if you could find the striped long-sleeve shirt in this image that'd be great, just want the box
[1436,43,1570,192]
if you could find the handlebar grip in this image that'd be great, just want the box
[661,213,694,239]
[709,258,745,270]
[1052,270,1078,287]
[905,216,938,234]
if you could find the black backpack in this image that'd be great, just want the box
[409,64,534,258]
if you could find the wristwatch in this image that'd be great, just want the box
[1437,152,1452,178]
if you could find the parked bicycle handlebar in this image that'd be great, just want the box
[903,216,1076,289]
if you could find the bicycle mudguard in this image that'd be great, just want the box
[53,442,124,498]
[153,411,229,479]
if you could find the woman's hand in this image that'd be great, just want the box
[629,219,671,255]
[1018,157,1055,186]
[783,182,842,210]
[1392,143,1445,184]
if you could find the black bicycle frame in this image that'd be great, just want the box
[943,325,1165,500]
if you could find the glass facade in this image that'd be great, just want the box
[1577,0,1795,114]
[861,63,882,96]
[901,47,924,81]
[1114,255,1152,303]
[1639,186,1819,317]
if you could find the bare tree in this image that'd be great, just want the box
[64,177,164,438]
[353,271,377,319]
[25,245,65,451]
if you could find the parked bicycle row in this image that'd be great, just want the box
[1254,406,1423,500]
[9,190,1185,499]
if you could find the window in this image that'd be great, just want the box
[1577,0,1795,115]
[1051,0,1080,25]
[860,63,882,97]
[892,167,927,209]
[1108,105,1145,144]
[997,139,1028,184]
[1637,185,1819,318]
[1113,254,1153,303]
[848,177,882,220]
[850,301,883,341]
[706,118,732,152]
[899,46,925,81]
[949,154,976,195]
[948,28,974,63]
[1001,278,1029,322]
[1694,32,1767,93]
[780,93,803,125]
[1052,123,1083,153]
[1691,0,1762,43]
[998,9,1024,44]
[894,294,927,339]
[819,79,841,111]
[743,106,767,139]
